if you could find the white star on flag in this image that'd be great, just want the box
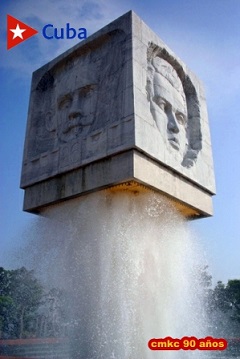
[10,24,26,39]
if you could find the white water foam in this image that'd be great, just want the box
[21,190,210,358]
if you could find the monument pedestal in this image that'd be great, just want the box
[23,150,213,218]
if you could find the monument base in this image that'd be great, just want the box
[23,150,213,219]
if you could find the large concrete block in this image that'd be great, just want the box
[21,11,215,218]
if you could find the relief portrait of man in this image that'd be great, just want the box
[56,81,98,144]
[29,29,126,159]
[147,55,201,168]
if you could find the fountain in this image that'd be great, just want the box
[19,11,216,359]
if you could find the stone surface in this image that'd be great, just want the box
[21,11,215,218]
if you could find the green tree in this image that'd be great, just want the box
[0,295,14,337]
[212,279,240,318]
[198,265,212,289]
[0,266,43,338]
[225,280,240,323]
[209,279,240,337]
[211,281,229,312]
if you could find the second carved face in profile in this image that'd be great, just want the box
[147,56,189,164]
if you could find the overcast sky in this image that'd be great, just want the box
[1,0,240,285]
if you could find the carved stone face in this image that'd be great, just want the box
[56,68,97,142]
[148,57,188,161]
[56,83,98,143]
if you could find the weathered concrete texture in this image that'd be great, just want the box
[23,150,213,218]
[21,11,215,218]
[133,14,215,193]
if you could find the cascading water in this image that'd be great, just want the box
[20,190,210,358]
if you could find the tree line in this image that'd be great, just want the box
[0,266,240,339]
[0,267,69,339]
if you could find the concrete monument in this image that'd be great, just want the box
[21,11,215,218]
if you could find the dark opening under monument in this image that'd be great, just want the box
[21,11,215,219]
